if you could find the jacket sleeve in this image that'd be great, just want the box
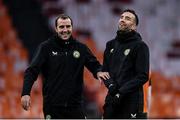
[118,42,149,95]
[84,45,102,79]
[102,42,110,72]
[102,42,116,88]
[21,43,47,96]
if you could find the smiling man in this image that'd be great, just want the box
[21,14,109,119]
[102,9,150,119]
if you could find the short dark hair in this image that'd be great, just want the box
[55,14,73,27]
[122,9,139,26]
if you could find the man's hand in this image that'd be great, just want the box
[21,95,31,111]
[97,72,110,84]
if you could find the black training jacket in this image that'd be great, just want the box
[22,35,101,107]
[103,31,149,113]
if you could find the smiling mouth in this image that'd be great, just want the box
[61,32,70,36]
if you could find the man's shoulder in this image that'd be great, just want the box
[74,39,88,48]
[106,39,116,46]
[74,39,84,45]
[133,40,149,52]
[39,40,51,47]
[37,38,54,50]
[136,40,149,48]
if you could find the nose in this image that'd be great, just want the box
[63,27,68,32]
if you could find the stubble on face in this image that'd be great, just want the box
[56,18,72,40]
[118,12,136,32]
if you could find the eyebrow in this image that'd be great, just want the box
[121,14,132,20]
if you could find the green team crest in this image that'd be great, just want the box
[124,49,130,56]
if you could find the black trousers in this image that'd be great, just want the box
[43,105,86,119]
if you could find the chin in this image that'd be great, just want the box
[63,37,71,40]
[62,38,68,40]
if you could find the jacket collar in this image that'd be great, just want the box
[53,34,76,47]
[115,30,142,44]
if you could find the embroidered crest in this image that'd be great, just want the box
[73,50,80,58]
[124,49,130,56]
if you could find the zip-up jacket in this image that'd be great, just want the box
[21,35,101,107]
[103,30,149,113]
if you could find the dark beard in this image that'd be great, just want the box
[118,29,133,34]
[118,26,133,32]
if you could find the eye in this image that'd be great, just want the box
[125,16,131,21]
[59,25,64,29]
[66,25,71,28]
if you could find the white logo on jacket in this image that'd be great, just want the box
[131,113,136,118]
[52,51,58,56]
[110,48,114,53]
